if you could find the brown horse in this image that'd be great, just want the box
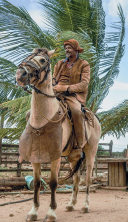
[16,48,101,222]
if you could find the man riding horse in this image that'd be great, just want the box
[16,43,100,221]
[53,39,90,159]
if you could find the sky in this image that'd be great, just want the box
[6,0,128,152]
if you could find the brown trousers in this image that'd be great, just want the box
[65,96,86,150]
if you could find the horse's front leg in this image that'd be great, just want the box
[44,157,61,222]
[66,160,80,211]
[26,163,41,221]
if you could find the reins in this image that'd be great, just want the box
[22,85,58,98]
[30,85,57,98]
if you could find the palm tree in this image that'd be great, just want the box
[0,0,127,142]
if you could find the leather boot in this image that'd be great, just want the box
[67,109,85,162]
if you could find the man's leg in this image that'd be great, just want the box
[65,96,86,151]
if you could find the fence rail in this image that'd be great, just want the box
[0,141,127,177]
[94,140,113,175]
[0,143,71,176]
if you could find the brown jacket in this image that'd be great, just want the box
[53,58,90,105]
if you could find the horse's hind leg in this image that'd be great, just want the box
[66,160,80,211]
[26,163,41,221]
[44,157,61,222]
[81,147,96,213]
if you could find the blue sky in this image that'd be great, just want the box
[7,0,128,152]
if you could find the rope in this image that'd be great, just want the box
[34,93,68,123]
[0,188,46,207]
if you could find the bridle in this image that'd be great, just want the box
[17,49,68,123]
[18,50,56,98]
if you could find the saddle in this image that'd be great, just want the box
[56,94,94,127]
[56,95,95,158]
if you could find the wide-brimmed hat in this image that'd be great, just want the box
[63,39,84,53]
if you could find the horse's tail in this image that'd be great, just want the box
[63,151,85,181]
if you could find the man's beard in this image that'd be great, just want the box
[66,52,72,58]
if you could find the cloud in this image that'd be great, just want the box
[99,81,128,111]
[28,9,43,28]
[107,0,128,24]
[111,81,128,90]
[28,0,49,30]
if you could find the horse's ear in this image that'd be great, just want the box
[32,48,39,53]
[47,49,57,58]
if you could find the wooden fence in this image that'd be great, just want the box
[0,141,126,177]
[94,140,113,175]
[0,144,71,177]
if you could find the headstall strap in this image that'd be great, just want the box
[18,50,56,98]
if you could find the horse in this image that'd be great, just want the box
[16,47,101,222]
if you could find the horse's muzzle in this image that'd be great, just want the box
[16,68,28,86]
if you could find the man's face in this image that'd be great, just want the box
[65,44,78,58]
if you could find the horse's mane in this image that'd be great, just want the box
[32,47,49,55]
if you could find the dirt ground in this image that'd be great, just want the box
[0,189,128,222]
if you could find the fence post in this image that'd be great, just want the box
[17,161,21,177]
[0,139,2,165]
[0,116,4,165]
[126,145,128,172]
[95,153,97,177]
[126,145,128,186]
[123,149,127,158]
[127,145,128,158]
[109,140,113,157]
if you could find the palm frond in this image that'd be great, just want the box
[39,0,105,54]
[98,100,128,138]
[0,0,127,141]
[0,57,27,104]
[0,0,55,65]
[0,95,31,141]
[97,4,125,107]
[86,4,125,112]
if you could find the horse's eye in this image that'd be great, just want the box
[40,59,45,63]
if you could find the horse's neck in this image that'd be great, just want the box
[30,79,59,129]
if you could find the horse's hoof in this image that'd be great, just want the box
[65,205,74,211]
[26,214,38,221]
[81,207,89,213]
[43,215,56,222]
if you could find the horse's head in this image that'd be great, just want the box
[16,48,55,87]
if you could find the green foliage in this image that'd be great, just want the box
[0,58,27,104]
[39,0,105,54]
[98,100,128,138]
[0,0,127,142]
[0,0,56,65]
[97,145,109,156]
[0,95,31,140]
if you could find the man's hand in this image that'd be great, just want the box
[53,85,69,93]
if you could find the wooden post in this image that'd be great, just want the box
[123,149,127,158]
[95,153,97,177]
[0,116,4,165]
[0,139,2,165]
[109,140,113,157]
[126,145,128,186]
[127,145,128,158]
[17,161,21,177]
[126,145,128,172]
